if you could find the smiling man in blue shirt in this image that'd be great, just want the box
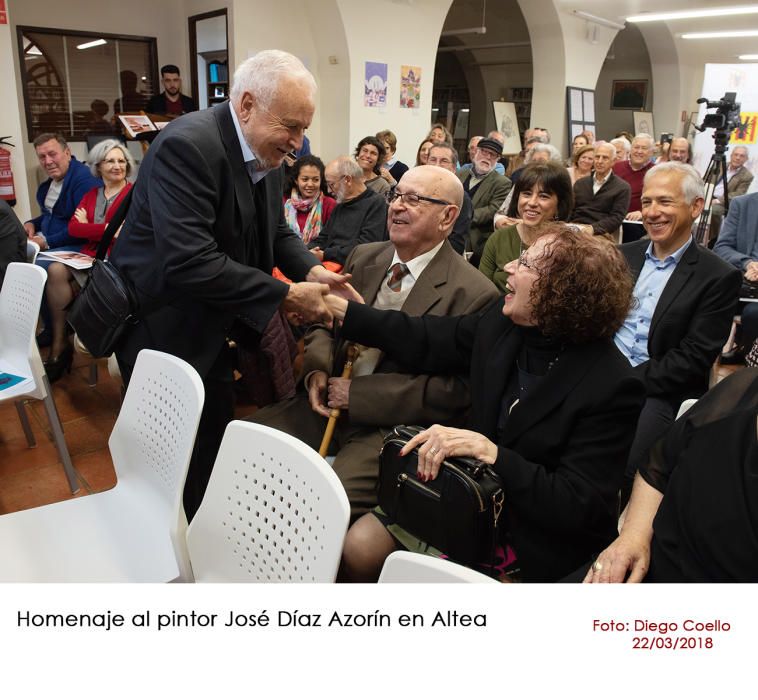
[615,162,741,495]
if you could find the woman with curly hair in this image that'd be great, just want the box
[326,225,645,582]
[354,136,390,196]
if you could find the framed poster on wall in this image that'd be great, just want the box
[566,86,596,155]
[611,80,647,110]
[492,101,522,154]
[633,111,655,137]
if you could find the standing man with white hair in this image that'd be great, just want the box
[613,133,655,221]
[111,50,355,519]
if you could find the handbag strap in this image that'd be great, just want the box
[94,187,133,260]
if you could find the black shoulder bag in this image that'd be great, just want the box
[67,189,139,358]
[379,425,506,567]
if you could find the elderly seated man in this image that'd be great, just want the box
[570,141,631,239]
[614,162,741,505]
[613,133,656,221]
[459,135,505,176]
[457,138,512,266]
[714,191,758,364]
[611,137,631,163]
[427,143,472,255]
[708,145,753,244]
[250,165,498,518]
[308,156,388,267]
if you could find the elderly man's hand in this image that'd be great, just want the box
[324,293,350,322]
[31,234,48,251]
[307,371,330,417]
[307,265,364,303]
[745,261,758,282]
[327,377,350,410]
[23,222,37,239]
[582,531,651,584]
[626,211,643,222]
[282,281,332,327]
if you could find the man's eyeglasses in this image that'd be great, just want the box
[325,176,346,191]
[385,190,451,207]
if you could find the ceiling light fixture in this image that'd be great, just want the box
[739,54,758,59]
[441,0,488,36]
[682,29,758,38]
[77,39,107,50]
[628,6,758,22]
[572,10,626,31]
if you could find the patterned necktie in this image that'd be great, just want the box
[387,262,410,292]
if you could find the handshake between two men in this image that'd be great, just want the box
[281,265,363,328]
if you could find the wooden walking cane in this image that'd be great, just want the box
[318,343,360,457]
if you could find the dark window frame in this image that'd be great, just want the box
[17,25,159,142]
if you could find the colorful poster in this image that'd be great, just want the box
[400,65,421,109]
[732,112,758,144]
[364,62,387,108]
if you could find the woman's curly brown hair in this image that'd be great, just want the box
[529,224,634,344]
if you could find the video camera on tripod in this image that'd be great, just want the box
[694,92,748,245]
[695,92,745,152]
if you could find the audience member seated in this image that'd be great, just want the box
[427,143,472,255]
[614,162,741,502]
[658,136,691,164]
[613,133,655,221]
[283,155,336,245]
[570,133,589,158]
[376,129,408,188]
[145,64,198,117]
[23,133,101,257]
[707,145,753,244]
[488,130,510,173]
[458,138,512,266]
[507,138,552,184]
[330,226,645,582]
[415,139,434,166]
[713,191,758,364]
[0,200,26,286]
[354,136,390,196]
[426,122,454,146]
[483,162,573,292]
[570,141,631,239]
[567,144,595,185]
[611,136,631,163]
[250,166,498,518]
[584,368,758,583]
[308,156,387,266]
[44,139,134,381]
[498,143,565,216]
[459,135,505,176]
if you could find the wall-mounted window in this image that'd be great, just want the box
[17,26,158,142]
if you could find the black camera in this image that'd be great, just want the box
[696,92,745,151]
[660,133,673,145]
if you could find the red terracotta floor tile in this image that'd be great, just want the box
[0,462,81,514]
[73,447,117,493]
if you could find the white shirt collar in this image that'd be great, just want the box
[389,240,445,283]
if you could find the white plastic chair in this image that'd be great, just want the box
[0,262,78,493]
[0,349,204,582]
[25,240,40,263]
[186,421,350,582]
[378,551,499,584]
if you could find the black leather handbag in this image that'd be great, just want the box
[67,190,138,358]
[379,425,505,566]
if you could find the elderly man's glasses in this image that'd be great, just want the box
[326,176,346,191]
[385,190,451,207]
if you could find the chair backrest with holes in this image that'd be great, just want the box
[378,551,500,583]
[108,349,204,512]
[0,263,47,380]
[186,421,350,582]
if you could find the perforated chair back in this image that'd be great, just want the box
[186,421,350,582]
[0,263,47,398]
[108,349,204,578]
[378,551,499,583]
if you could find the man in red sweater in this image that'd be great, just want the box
[612,133,655,221]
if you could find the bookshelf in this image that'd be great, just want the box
[507,87,532,138]
[207,58,228,105]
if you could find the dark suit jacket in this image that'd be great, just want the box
[570,172,631,234]
[621,239,742,405]
[111,101,318,377]
[447,191,472,255]
[146,92,197,116]
[303,239,498,426]
[713,192,758,271]
[458,169,512,259]
[341,299,645,581]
